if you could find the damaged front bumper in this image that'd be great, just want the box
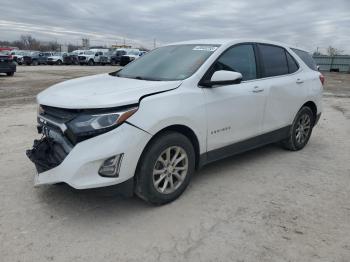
[26,137,67,174]
[26,117,152,189]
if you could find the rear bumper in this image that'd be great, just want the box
[0,63,16,73]
[27,123,151,189]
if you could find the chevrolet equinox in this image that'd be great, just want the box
[27,39,323,204]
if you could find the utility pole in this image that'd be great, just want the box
[153,38,156,49]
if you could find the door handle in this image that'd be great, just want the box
[252,86,264,93]
[296,79,304,84]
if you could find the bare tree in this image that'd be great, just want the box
[46,41,60,51]
[327,46,343,56]
[20,35,40,50]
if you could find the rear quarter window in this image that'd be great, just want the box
[286,52,299,73]
[291,48,318,71]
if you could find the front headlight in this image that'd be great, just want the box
[66,106,138,143]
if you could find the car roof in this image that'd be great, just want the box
[166,39,308,53]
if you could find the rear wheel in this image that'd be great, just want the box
[88,59,94,66]
[6,72,14,76]
[135,132,195,205]
[281,106,314,151]
[31,60,38,66]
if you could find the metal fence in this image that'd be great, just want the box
[313,55,350,73]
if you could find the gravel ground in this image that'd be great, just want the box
[0,66,349,261]
[0,65,120,106]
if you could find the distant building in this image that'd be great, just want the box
[111,44,132,49]
[313,55,350,73]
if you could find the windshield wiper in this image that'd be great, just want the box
[132,76,160,81]
[110,72,160,81]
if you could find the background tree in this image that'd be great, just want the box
[327,46,343,56]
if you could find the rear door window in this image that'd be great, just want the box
[258,44,289,77]
[291,48,318,71]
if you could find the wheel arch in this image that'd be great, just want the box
[139,124,201,170]
[301,101,317,124]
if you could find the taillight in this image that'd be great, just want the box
[319,74,325,85]
[8,55,13,61]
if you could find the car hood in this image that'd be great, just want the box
[37,73,182,109]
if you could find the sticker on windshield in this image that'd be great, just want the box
[193,46,218,52]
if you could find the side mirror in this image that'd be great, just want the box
[317,65,320,71]
[201,70,243,87]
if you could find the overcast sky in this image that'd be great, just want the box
[1,0,349,53]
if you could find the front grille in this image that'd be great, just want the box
[40,105,79,122]
[23,56,32,62]
[100,56,108,62]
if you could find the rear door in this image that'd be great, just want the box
[257,44,307,133]
[203,44,266,152]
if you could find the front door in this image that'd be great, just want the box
[203,44,266,152]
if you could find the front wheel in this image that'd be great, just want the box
[56,60,62,65]
[281,106,314,151]
[135,132,195,205]
[6,72,14,76]
[88,59,94,66]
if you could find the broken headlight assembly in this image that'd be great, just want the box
[66,106,138,144]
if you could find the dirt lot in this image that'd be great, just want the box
[0,65,120,106]
[0,66,349,262]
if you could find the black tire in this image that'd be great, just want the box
[56,60,62,65]
[88,59,94,66]
[135,132,195,205]
[32,60,38,66]
[281,106,314,151]
[6,72,14,76]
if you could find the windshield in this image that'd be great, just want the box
[116,50,126,56]
[116,44,219,81]
[126,50,139,55]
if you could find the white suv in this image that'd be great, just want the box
[27,39,323,204]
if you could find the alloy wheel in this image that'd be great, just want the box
[295,114,311,144]
[152,146,189,194]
